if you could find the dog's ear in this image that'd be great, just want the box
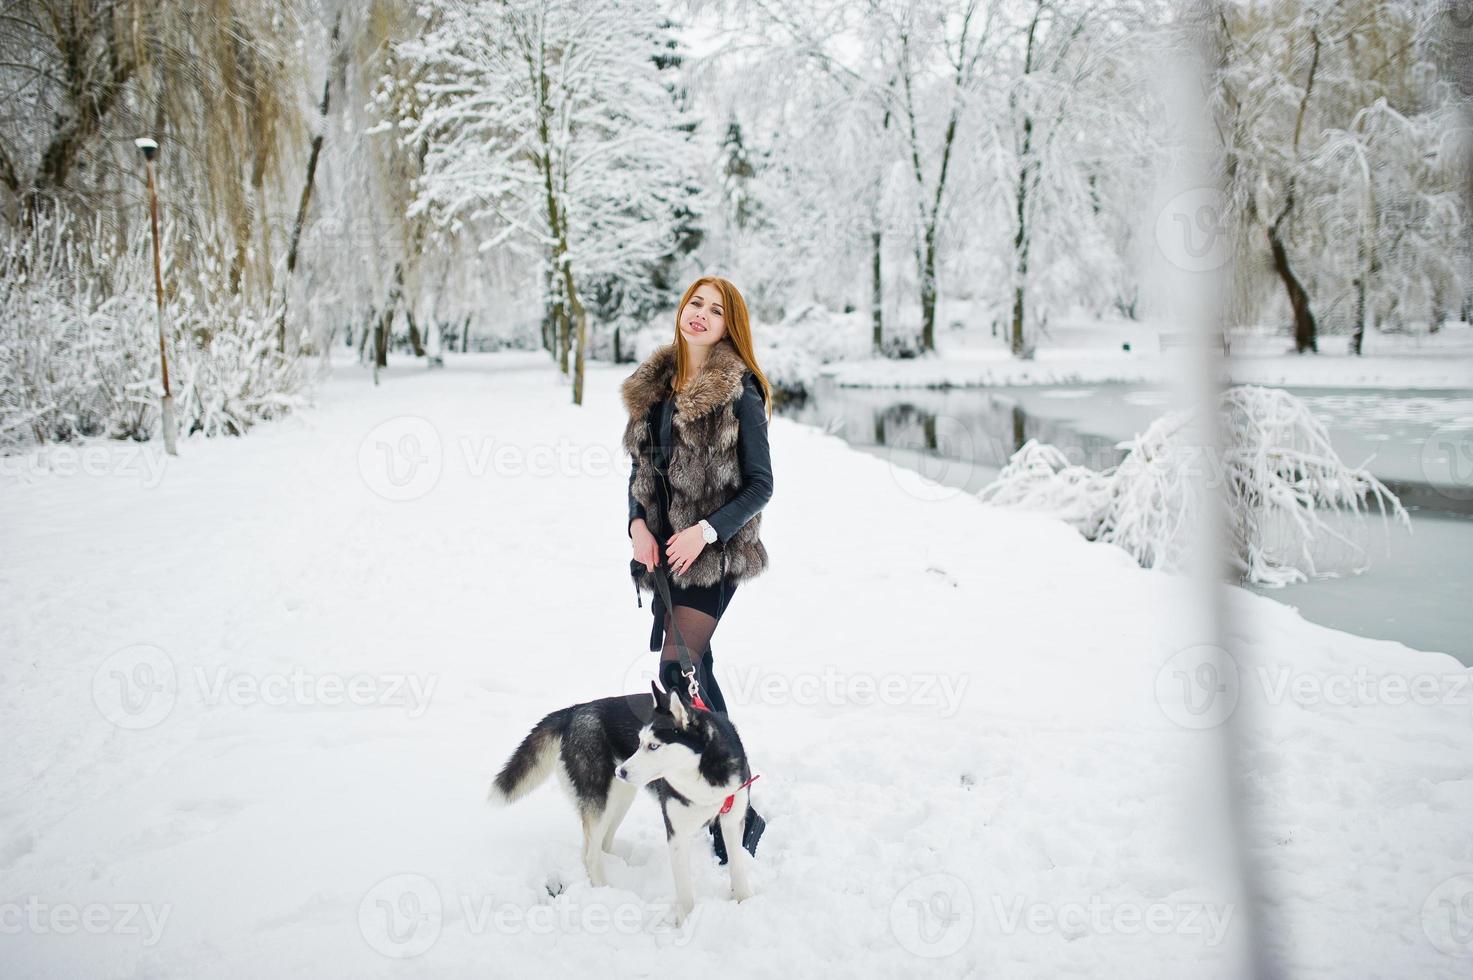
[650,680,669,715]
[667,688,690,729]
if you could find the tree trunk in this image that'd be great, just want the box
[277,13,340,353]
[461,314,471,353]
[871,230,884,353]
[565,265,587,405]
[1350,277,1365,356]
[1272,30,1321,355]
[1267,223,1317,353]
[376,266,403,369]
[1010,151,1033,359]
[919,225,937,353]
[358,308,374,361]
[407,310,425,357]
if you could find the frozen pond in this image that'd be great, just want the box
[777,378,1473,664]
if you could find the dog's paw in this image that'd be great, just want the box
[732,882,755,903]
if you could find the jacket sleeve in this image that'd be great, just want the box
[628,454,647,537]
[703,374,773,546]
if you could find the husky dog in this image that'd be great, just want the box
[488,682,757,921]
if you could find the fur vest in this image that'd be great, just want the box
[621,338,769,591]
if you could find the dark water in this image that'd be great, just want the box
[776,378,1473,664]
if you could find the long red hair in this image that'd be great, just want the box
[670,276,772,420]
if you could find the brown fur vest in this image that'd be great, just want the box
[621,338,769,591]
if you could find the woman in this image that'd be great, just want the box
[621,275,773,863]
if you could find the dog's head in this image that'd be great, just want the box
[614,682,706,785]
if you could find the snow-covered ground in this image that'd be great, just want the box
[2,350,1471,978]
[818,320,1473,390]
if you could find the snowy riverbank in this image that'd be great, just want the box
[2,350,1470,978]
[815,320,1473,390]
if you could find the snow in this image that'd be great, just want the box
[817,320,1473,391]
[2,350,1471,978]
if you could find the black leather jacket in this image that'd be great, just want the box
[627,371,773,546]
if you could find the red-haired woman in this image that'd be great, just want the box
[621,276,773,862]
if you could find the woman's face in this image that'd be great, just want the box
[679,284,727,348]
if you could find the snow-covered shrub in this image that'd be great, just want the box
[979,385,1409,586]
[0,211,314,450]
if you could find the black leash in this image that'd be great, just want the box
[648,557,709,708]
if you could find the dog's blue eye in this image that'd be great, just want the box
[646,742,660,751]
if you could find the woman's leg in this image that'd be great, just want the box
[658,604,720,667]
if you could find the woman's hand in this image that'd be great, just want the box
[664,525,707,575]
[630,518,658,572]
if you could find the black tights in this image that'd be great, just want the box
[657,606,728,713]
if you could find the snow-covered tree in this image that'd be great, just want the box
[978,385,1410,586]
[1211,0,1466,350]
[396,0,700,404]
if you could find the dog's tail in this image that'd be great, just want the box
[487,710,566,807]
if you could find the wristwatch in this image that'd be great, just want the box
[697,519,718,544]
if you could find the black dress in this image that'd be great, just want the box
[638,391,738,653]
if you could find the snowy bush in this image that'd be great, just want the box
[0,211,314,450]
[978,385,1409,586]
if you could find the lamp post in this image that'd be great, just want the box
[134,137,178,456]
